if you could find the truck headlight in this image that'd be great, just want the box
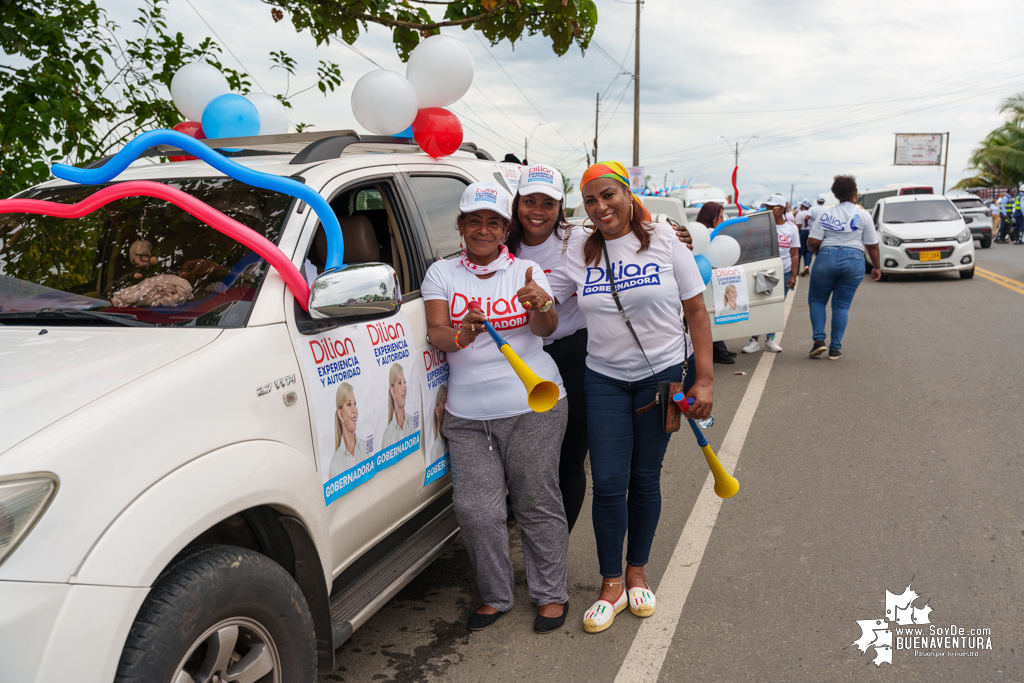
[0,475,58,568]
[884,234,902,247]
[956,228,971,243]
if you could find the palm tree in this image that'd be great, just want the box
[952,92,1024,190]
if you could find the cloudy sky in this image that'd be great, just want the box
[107,0,1023,205]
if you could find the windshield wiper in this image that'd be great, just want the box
[0,308,156,327]
[885,220,905,224]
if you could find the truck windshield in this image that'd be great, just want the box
[881,200,961,224]
[0,178,292,327]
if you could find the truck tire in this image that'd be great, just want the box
[115,544,316,683]
[981,236,992,248]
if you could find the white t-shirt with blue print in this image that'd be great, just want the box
[808,202,878,253]
[547,222,706,382]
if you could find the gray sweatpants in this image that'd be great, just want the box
[442,398,569,611]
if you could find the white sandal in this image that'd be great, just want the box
[583,581,627,634]
[628,584,657,617]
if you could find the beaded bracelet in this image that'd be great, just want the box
[454,329,469,349]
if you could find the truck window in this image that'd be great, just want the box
[405,175,470,260]
[716,211,779,265]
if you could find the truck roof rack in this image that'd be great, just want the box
[83,129,494,169]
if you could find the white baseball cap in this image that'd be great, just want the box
[517,163,564,201]
[800,198,812,208]
[816,193,827,203]
[459,182,511,219]
[765,193,787,207]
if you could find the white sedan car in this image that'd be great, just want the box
[871,195,975,280]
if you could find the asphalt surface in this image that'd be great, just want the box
[323,243,1023,683]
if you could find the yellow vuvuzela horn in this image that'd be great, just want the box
[674,394,739,498]
[468,301,559,412]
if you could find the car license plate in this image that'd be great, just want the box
[919,251,941,261]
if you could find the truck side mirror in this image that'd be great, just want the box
[308,263,401,320]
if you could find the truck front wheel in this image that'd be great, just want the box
[115,544,316,683]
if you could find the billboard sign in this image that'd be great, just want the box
[894,134,944,166]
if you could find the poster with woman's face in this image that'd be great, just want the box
[711,266,750,324]
[295,312,436,506]
[420,343,450,484]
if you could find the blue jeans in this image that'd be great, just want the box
[799,229,812,269]
[585,356,695,577]
[762,270,790,341]
[807,246,865,351]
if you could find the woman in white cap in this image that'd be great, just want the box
[504,163,590,535]
[421,182,571,634]
[741,194,800,354]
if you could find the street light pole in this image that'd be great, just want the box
[524,123,543,163]
[632,0,641,167]
[790,174,808,206]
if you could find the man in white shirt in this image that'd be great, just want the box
[808,193,828,228]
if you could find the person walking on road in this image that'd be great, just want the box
[741,194,800,354]
[548,161,714,635]
[805,175,881,360]
[996,192,1011,243]
[422,182,571,634]
[505,163,590,535]
[1013,187,1024,244]
[794,198,814,276]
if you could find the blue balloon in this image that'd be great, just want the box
[694,254,713,285]
[394,126,414,139]
[202,94,261,146]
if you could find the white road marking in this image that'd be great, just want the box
[614,282,798,683]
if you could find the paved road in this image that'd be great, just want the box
[323,245,1023,682]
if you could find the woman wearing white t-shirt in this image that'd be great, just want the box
[806,175,881,360]
[422,182,570,634]
[548,161,714,634]
[329,382,367,479]
[741,194,801,354]
[504,163,590,535]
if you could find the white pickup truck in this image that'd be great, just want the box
[0,131,782,682]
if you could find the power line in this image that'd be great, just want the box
[184,0,266,92]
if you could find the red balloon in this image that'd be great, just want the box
[169,121,206,162]
[412,108,463,159]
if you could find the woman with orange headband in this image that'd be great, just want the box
[548,161,714,634]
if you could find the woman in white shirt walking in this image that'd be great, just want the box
[504,163,590,534]
[422,182,570,634]
[806,175,881,360]
[741,194,800,354]
[548,161,714,634]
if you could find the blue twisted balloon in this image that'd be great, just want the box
[51,129,345,270]
[709,215,748,241]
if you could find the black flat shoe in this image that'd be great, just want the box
[727,351,738,357]
[534,602,568,633]
[468,608,504,631]
[713,355,736,365]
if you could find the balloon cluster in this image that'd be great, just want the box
[350,35,473,159]
[683,220,741,285]
[168,62,290,159]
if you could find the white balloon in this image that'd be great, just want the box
[245,93,290,135]
[704,234,741,268]
[350,70,419,136]
[406,35,474,108]
[170,63,230,121]
[685,221,711,255]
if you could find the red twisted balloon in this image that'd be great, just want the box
[731,166,742,217]
[0,180,310,310]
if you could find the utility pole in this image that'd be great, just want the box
[594,92,600,163]
[524,137,527,164]
[632,0,641,167]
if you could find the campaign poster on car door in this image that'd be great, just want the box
[296,312,434,506]
[711,266,750,324]
[420,343,450,485]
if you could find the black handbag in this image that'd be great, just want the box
[601,240,687,433]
